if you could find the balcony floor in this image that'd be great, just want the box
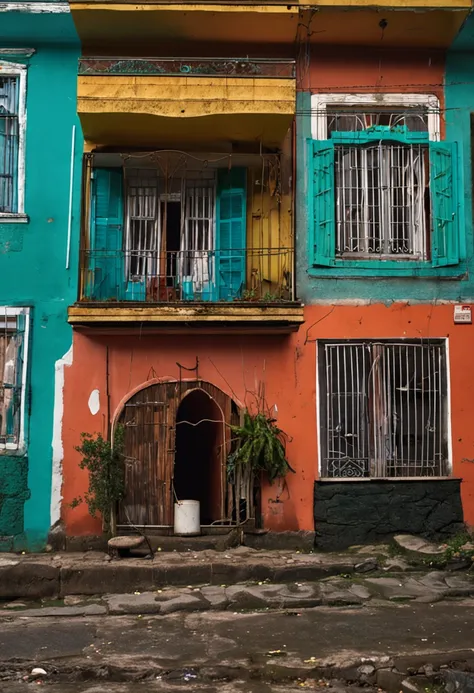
[68,301,304,333]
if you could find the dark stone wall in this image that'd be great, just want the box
[314,479,464,550]
[0,455,30,547]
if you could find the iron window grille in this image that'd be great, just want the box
[0,309,28,450]
[124,169,216,285]
[318,340,449,479]
[309,95,459,270]
[0,76,19,214]
[329,110,430,260]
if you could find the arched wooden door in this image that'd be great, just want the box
[117,380,242,528]
[118,382,174,526]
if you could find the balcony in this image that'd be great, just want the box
[69,247,302,331]
[77,58,295,149]
[68,151,303,332]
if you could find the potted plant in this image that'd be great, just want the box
[227,410,294,484]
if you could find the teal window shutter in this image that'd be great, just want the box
[216,168,247,300]
[90,168,125,300]
[430,141,460,267]
[310,140,335,266]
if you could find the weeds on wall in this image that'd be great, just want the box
[70,424,125,535]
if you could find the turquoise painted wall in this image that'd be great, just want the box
[296,45,474,304]
[0,12,83,550]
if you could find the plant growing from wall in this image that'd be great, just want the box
[70,424,125,536]
[227,410,294,484]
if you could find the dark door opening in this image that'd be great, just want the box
[163,200,181,286]
[174,389,223,525]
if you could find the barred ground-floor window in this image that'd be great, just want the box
[318,340,449,479]
[0,307,29,451]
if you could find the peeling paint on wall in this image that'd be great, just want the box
[88,388,100,416]
[50,345,73,527]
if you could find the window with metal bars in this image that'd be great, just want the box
[334,142,429,259]
[0,76,19,214]
[318,340,449,479]
[0,309,28,450]
[124,171,216,282]
[310,97,460,270]
[332,110,429,260]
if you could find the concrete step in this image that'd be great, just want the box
[0,548,390,600]
[0,543,464,601]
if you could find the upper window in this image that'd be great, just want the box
[0,62,27,220]
[318,339,449,479]
[0,307,30,451]
[309,94,460,270]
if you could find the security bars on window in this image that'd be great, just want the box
[319,341,448,479]
[335,144,429,258]
[0,312,23,447]
[125,176,161,278]
[323,108,432,260]
[125,172,215,284]
[0,76,19,214]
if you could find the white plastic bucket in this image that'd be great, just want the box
[174,500,201,536]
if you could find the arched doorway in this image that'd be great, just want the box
[116,380,245,529]
[174,389,224,524]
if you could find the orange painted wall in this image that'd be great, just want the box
[304,302,474,529]
[303,47,446,134]
[61,303,474,536]
[61,329,317,535]
[306,47,445,95]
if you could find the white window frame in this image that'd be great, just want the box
[311,93,440,262]
[0,60,27,223]
[311,93,440,142]
[316,337,452,481]
[0,307,30,452]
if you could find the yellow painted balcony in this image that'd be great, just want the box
[78,58,295,148]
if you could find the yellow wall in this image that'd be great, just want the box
[78,75,295,119]
[246,140,293,300]
[78,75,295,147]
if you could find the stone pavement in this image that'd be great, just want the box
[2,570,474,617]
[1,602,474,691]
[0,682,384,693]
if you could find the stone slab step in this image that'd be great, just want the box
[2,571,474,617]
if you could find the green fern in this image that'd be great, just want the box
[227,411,294,484]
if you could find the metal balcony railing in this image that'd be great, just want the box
[80,247,295,304]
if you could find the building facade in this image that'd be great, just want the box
[0,1,83,550]
[55,0,474,548]
[297,2,473,546]
[60,2,306,539]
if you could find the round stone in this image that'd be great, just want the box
[108,535,145,550]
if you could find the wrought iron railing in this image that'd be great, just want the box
[78,57,296,79]
[80,247,295,303]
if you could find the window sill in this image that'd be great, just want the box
[318,476,454,482]
[0,445,25,456]
[0,213,29,224]
[308,263,466,279]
